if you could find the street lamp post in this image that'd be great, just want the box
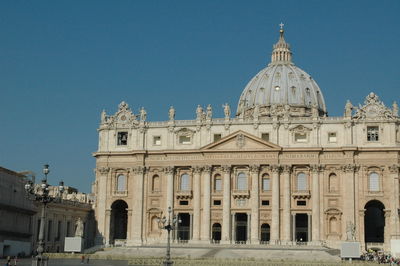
[24,164,65,266]
[157,206,181,266]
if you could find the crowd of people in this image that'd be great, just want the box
[361,250,400,264]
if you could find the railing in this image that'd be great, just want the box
[176,190,193,199]
[234,241,247,245]
[232,189,250,199]
[292,190,311,199]
[112,190,128,197]
[260,241,270,245]
[211,239,220,244]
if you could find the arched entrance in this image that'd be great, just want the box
[260,223,270,242]
[364,200,385,243]
[212,223,221,243]
[110,200,128,243]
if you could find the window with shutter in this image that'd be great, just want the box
[369,172,379,191]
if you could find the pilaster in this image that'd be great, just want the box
[192,166,202,241]
[282,165,291,242]
[165,166,175,213]
[221,165,231,244]
[201,166,212,242]
[250,165,260,243]
[270,164,281,243]
[311,164,320,242]
[130,166,145,245]
[95,167,110,245]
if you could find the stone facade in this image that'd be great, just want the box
[93,27,400,251]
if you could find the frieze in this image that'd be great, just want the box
[280,153,318,159]
[205,153,277,160]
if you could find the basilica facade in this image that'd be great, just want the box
[93,27,400,251]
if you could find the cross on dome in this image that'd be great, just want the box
[279,22,284,30]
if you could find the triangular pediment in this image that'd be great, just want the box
[201,130,281,151]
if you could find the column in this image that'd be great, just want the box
[270,165,281,243]
[192,166,202,241]
[282,165,291,242]
[311,165,320,242]
[221,165,231,243]
[201,166,212,242]
[105,209,111,245]
[307,213,312,242]
[250,165,260,243]
[292,214,296,241]
[359,210,365,250]
[247,213,251,244]
[165,166,175,212]
[95,167,110,245]
[389,165,400,238]
[342,164,355,240]
[130,166,145,245]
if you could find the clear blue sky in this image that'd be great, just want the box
[1,1,399,192]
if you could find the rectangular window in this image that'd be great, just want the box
[117,132,128,145]
[179,135,191,144]
[66,221,71,237]
[295,133,307,143]
[213,200,221,206]
[56,220,62,240]
[328,132,337,143]
[297,200,306,206]
[367,126,379,141]
[47,220,52,241]
[261,200,270,206]
[179,200,189,205]
[261,133,270,142]
[153,136,161,145]
[213,134,222,142]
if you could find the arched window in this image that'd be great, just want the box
[117,174,126,191]
[262,174,270,191]
[297,172,307,191]
[214,174,222,191]
[180,174,190,191]
[237,172,247,190]
[260,223,270,242]
[369,172,380,192]
[152,175,160,192]
[328,173,338,192]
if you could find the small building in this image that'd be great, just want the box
[0,167,35,257]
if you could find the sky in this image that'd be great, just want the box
[0,0,399,193]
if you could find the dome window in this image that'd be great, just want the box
[291,86,296,95]
[275,86,280,91]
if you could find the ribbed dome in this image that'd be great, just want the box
[237,25,327,118]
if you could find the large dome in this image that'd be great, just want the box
[236,26,327,118]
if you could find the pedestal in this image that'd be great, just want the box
[391,239,400,258]
[64,237,84,252]
[31,256,48,266]
[340,242,361,259]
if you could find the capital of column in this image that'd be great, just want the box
[193,166,203,174]
[164,166,175,174]
[97,167,110,175]
[132,166,146,175]
[389,164,400,174]
[342,164,356,173]
[222,165,231,173]
[249,164,260,173]
[203,165,212,173]
[270,164,281,173]
[310,164,320,173]
[281,165,292,174]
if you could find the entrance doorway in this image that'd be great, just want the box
[235,213,247,243]
[260,223,270,243]
[295,213,308,242]
[110,200,128,243]
[212,223,221,243]
[364,200,385,243]
[177,213,190,242]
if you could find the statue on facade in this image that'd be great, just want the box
[344,100,353,118]
[346,221,356,241]
[101,110,107,123]
[196,105,203,121]
[270,104,277,116]
[140,107,147,122]
[393,101,399,117]
[75,217,84,238]
[283,104,290,119]
[168,106,175,121]
[206,104,212,120]
[223,103,230,119]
